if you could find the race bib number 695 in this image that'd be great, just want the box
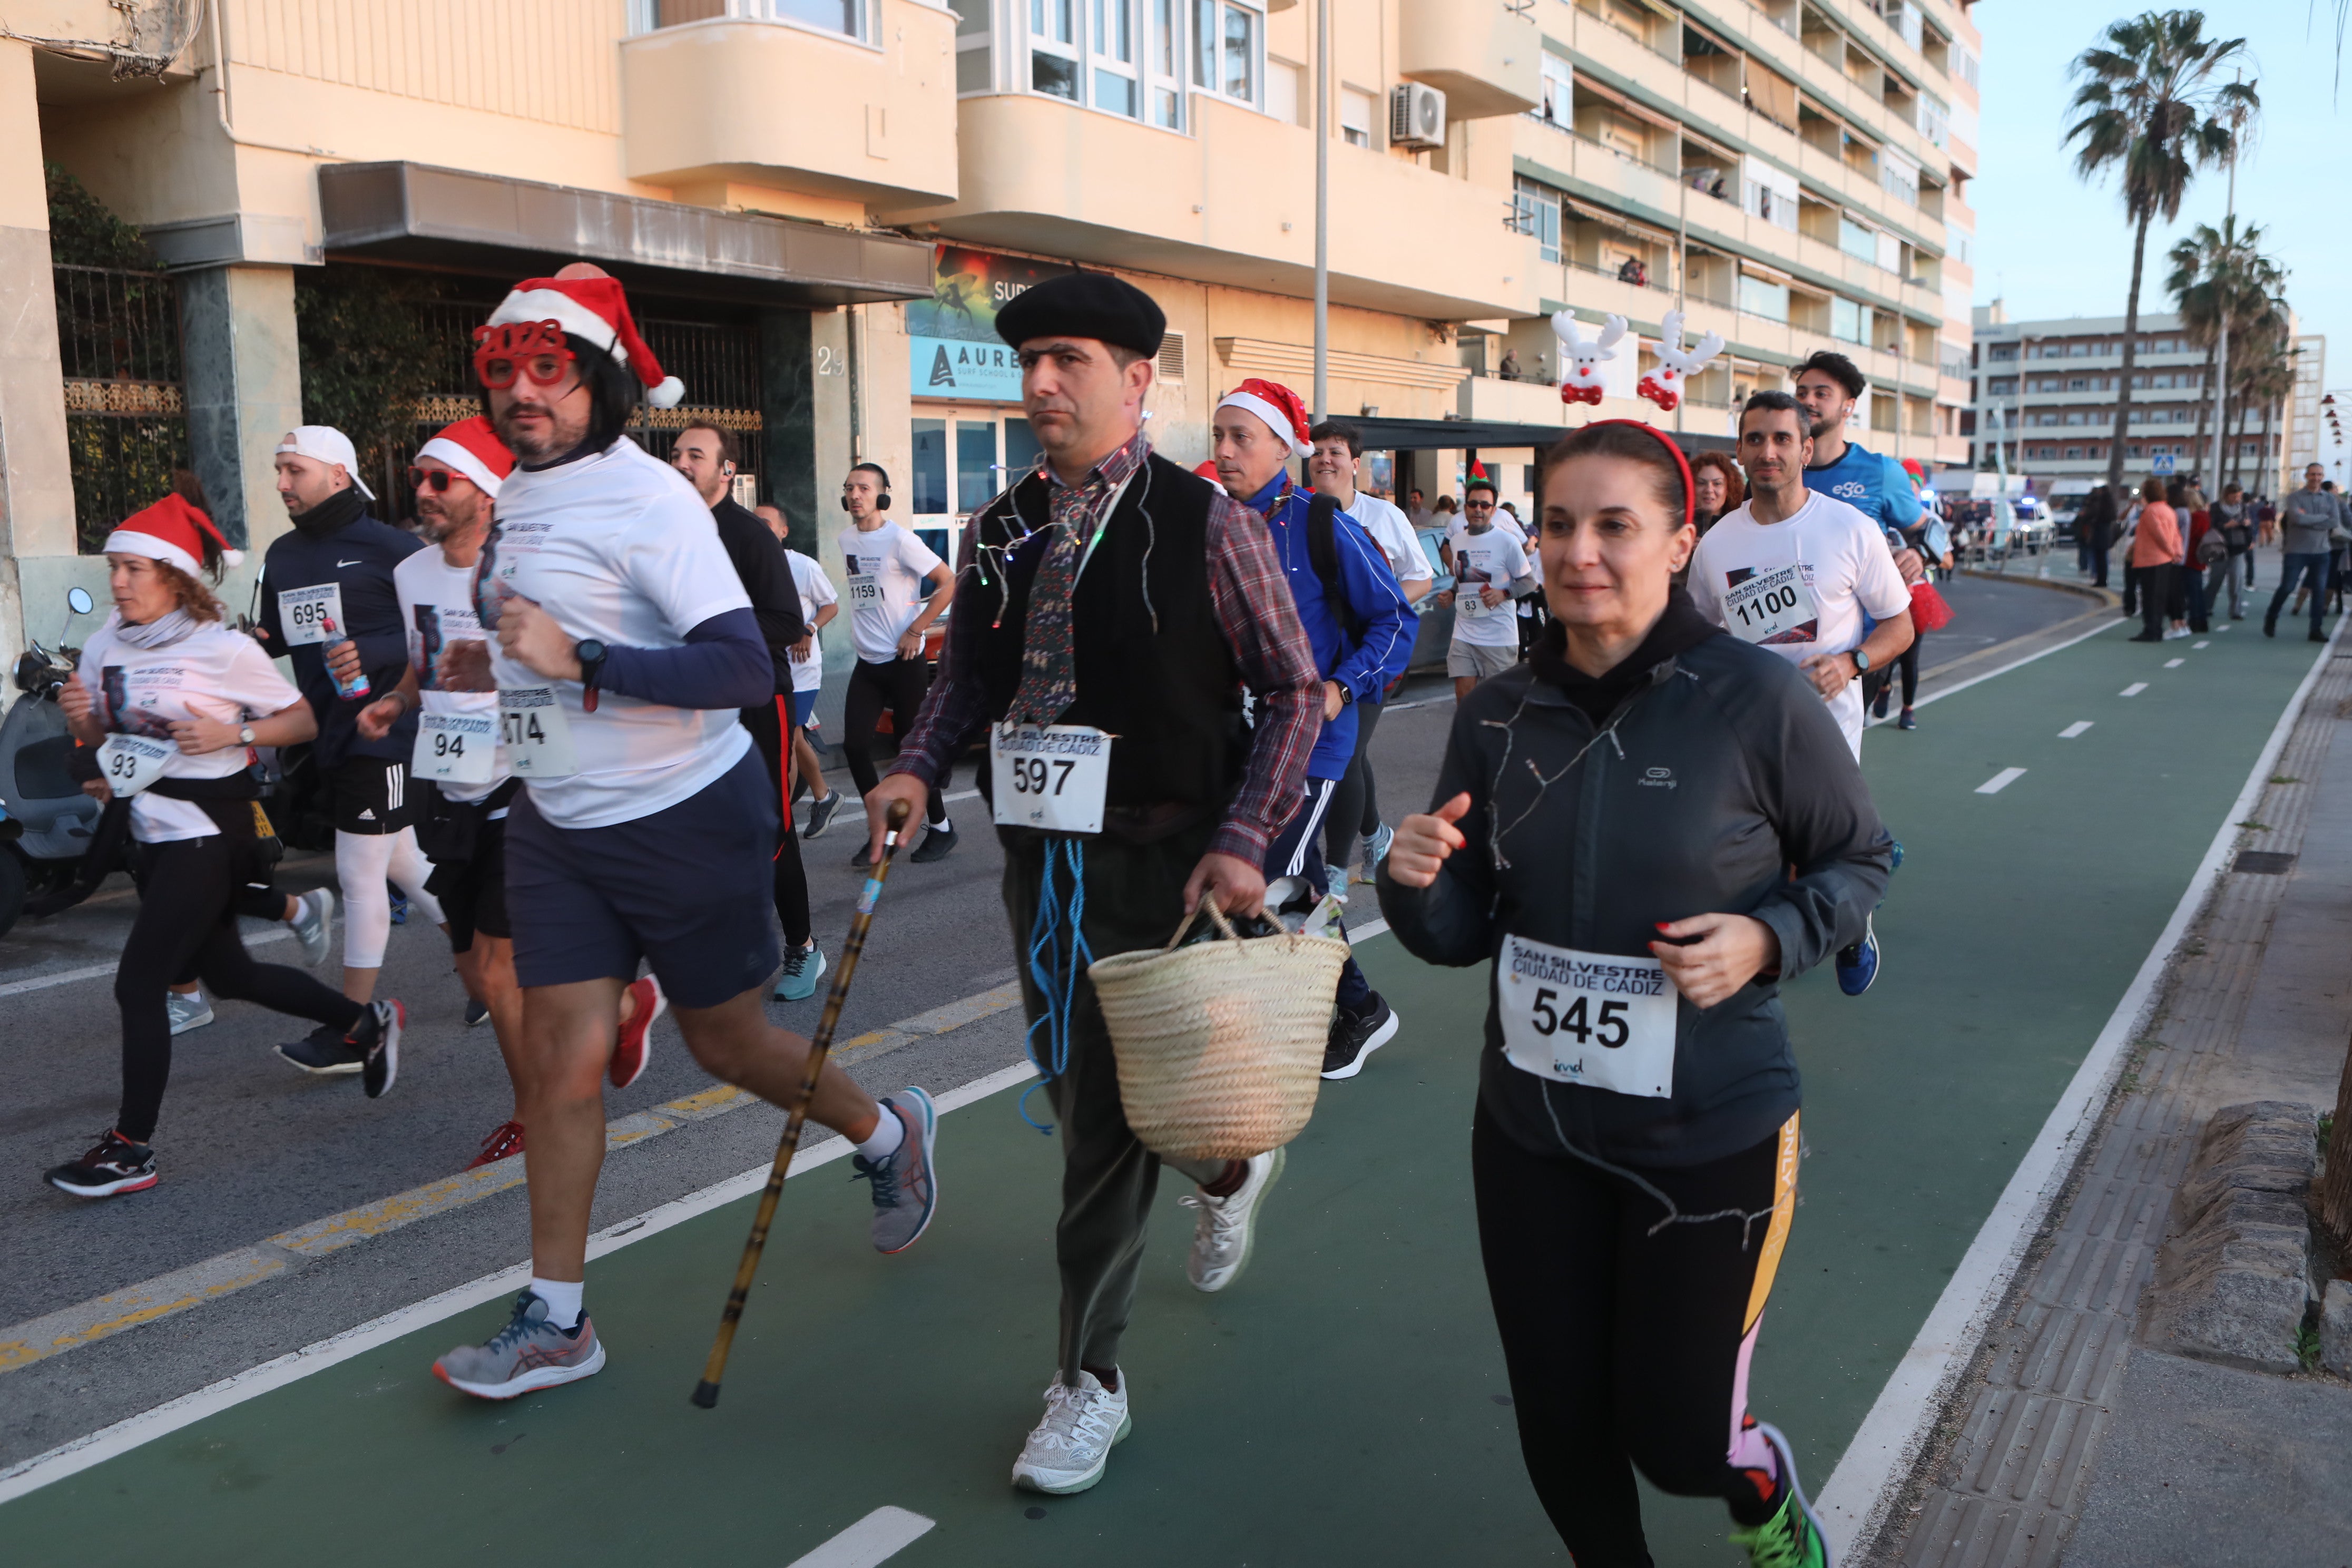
[1496,933,1679,1099]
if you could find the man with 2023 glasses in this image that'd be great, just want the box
[864,271,1322,1497]
[425,265,938,1400]
[1381,419,1888,1568]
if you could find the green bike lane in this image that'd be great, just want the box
[3,618,2328,1567]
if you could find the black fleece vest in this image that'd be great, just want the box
[971,454,1246,811]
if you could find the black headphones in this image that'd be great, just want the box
[841,464,892,512]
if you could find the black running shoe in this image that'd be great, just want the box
[910,822,959,864]
[278,1023,365,1075]
[803,790,844,840]
[47,1130,158,1198]
[1322,994,1400,1080]
[465,998,491,1027]
[354,1001,405,1100]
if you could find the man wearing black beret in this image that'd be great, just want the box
[864,270,1322,1495]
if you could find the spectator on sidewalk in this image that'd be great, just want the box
[2130,476,2181,644]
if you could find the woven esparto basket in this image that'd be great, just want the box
[1089,901,1351,1162]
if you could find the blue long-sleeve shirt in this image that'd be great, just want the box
[1246,475,1417,780]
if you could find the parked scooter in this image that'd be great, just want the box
[0,587,101,938]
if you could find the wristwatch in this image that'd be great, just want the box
[1850,647,1873,676]
[576,639,609,713]
[238,724,257,746]
[1338,683,1357,706]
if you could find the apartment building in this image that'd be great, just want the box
[2289,332,2327,471]
[2,0,1981,685]
[1970,305,2295,501]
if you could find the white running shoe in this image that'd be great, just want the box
[166,990,214,1035]
[1179,1146,1285,1293]
[290,888,335,967]
[1011,1369,1132,1494]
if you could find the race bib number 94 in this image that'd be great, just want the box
[991,724,1111,835]
[1721,563,1818,646]
[413,710,496,785]
[1496,933,1678,1099]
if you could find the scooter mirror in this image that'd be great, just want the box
[66,587,93,617]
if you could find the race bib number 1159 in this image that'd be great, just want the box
[1496,933,1679,1099]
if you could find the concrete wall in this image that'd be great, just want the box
[0,40,77,676]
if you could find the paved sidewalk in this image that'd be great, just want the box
[1877,638,2352,1566]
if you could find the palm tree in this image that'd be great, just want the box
[2220,305,2290,493]
[2065,11,2259,490]
[2164,218,2281,478]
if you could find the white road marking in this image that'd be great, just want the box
[1816,615,2347,1559]
[2164,658,2185,668]
[0,927,290,1000]
[944,788,980,803]
[0,1062,1042,1504]
[786,1507,937,1568]
[2193,641,2210,649]
[1863,614,2125,728]
[1974,768,2027,795]
[2059,721,2094,739]
[2121,682,2149,697]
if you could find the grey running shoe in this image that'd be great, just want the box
[772,940,827,1003]
[432,1291,605,1400]
[289,888,335,967]
[802,790,844,840]
[1011,1369,1132,1494]
[1179,1146,1285,1293]
[166,990,215,1035]
[852,1087,938,1253]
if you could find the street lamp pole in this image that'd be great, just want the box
[1312,0,1329,421]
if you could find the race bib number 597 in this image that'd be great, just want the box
[991,724,1111,834]
[1496,933,1679,1099]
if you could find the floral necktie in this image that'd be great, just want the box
[1006,474,1109,724]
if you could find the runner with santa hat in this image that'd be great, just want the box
[46,495,403,1198]
[426,266,939,1400]
[1210,377,1416,1080]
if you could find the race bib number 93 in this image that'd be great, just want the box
[1496,933,1679,1099]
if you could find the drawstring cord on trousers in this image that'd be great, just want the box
[1021,838,1092,1133]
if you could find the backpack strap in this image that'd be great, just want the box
[1306,493,1369,644]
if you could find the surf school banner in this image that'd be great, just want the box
[907,247,1078,403]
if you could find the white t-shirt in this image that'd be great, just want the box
[483,440,753,830]
[1343,493,1436,585]
[1445,525,1534,648]
[835,522,945,665]
[1687,492,1913,757]
[78,616,300,844]
[786,549,837,695]
[396,546,509,805]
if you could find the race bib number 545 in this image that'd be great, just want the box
[1496,933,1679,1099]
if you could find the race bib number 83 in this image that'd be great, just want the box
[1496,933,1679,1099]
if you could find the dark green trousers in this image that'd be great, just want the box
[1001,822,1227,1383]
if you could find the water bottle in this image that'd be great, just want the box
[320,613,371,700]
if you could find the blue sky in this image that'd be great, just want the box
[1972,2,2349,389]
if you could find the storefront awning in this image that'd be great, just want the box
[318,162,934,307]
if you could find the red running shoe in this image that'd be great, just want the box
[611,975,665,1089]
[467,1120,526,1170]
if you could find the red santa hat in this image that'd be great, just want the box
[1216,378,1313,458]
[104,493,241,576]
[415,415,516,498]
[484,265,686,408]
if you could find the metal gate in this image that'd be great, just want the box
[54,265,189,553]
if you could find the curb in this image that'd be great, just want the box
[1958,565,2118,608]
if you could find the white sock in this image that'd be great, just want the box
[529,1276,584,1330]
[933,817,952,835]
[856,1105,906,1162]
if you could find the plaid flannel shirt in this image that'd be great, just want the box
[888,433,1319,863]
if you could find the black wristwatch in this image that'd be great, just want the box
[1850,646,1873,676]
[576,639,609,712]
[1338,683,1357,706]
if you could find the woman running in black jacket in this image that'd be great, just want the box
[1379,421,1889,1568]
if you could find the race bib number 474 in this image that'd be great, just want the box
[1496,933,1679,1099]
[991,724,1111,835]
[498,687,579,779]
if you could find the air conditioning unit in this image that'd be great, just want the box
[1390,83,1447,149]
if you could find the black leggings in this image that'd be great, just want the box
[1474,1102,1799,1566]
[118,836,362,1143]
[742,698,812,948]
[841,657,946,824]
[1896,630,1920,707]
[1322,698,1386,869]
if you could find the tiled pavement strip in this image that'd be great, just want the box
[1871,646,2352,1567]
[0,984,1024,1374]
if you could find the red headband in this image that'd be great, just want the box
[1576,419,1697,531]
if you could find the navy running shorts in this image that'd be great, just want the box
[791,689,819,731]
[504,747,779,1007]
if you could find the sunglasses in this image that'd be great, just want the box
[407,467,468,494]
[471,320,576,391]
[1464,498,1495,509]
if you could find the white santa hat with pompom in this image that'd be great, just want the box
[484,263,687,408]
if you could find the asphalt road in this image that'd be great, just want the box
[0,572,2089,1338]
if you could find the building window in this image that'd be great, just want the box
[1838,215,1877,264]
[1513,178,1561,263]
[2065,446,2081,459]
[1010,0,1191,121]
[1831,297,1874,346]
[1738,274,1790,323]
[1538,51,1573,124]
[1341,86,1375,145]
[1987,344,2016,362]
[1952,41,1978,87]
[636,0,870,41]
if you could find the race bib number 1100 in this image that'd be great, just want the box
[1496,933,1679,1099]
[991,724,1111,835]
[1721,563,1818,646]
